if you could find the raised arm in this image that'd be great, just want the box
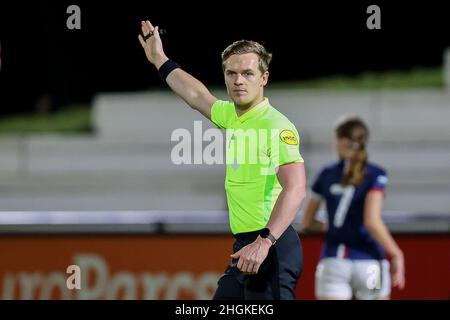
[138,20,217,120]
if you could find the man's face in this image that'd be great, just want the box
[223,53,269,107]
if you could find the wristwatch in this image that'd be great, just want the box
[259,228,277,246]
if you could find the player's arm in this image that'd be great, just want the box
[301,195,327,233]
[265,162,307,240]
[231,162,306,274]
[138,20,217,120]
[364,190,405,289]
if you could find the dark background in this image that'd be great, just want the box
[0,0,448,114]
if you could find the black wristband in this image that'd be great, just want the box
[158,59,180,82]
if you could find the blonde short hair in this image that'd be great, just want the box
[221,40,272,74]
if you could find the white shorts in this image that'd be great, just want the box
[315,257,391,300]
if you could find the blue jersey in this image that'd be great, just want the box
[311,160,388,260]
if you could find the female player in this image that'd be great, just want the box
[301,116,405,300]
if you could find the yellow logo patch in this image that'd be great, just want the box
[279,130,298,145]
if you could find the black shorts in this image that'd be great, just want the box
[213,225,303,300]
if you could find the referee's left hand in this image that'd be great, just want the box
[230,236,272,274]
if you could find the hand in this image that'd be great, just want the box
[138,20,168,68]
[230,236,272,274]
[390,254,405,290]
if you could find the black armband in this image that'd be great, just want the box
[158,60,180,83]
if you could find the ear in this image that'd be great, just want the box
[261,71,269,87]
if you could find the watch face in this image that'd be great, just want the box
[260,228,270,238]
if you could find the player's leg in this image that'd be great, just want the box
[315,258,353,300]
[213,240,247,300]
[244,225,302,300]
[212,273,245,300]
[243,268,274,299]
[352,259,391,300]
[274,225,303,299]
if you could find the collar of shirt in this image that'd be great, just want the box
[235,98,270,123]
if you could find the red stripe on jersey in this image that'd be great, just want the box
[370,187,385,194]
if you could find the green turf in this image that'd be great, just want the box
[0,67,444,134]
[0,105,93,135]
[268,67,444,90]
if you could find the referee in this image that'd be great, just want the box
[139,20,306,300]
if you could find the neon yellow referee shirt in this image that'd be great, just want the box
[211,98,304,235]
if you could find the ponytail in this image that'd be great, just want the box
[343,143,367,186]
[335,116,369,186]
